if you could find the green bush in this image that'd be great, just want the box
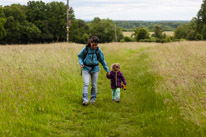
[174,25,189,39]
[166,36,172,42]
[124,36,133,42]
[150,37,156,42]
[186,30,196,40]
[139,39,152,42]
[202,24,206,40]
[133,27,150,42]
[155,38,167,43]
[196,34,202,40]
[120,39,125,42]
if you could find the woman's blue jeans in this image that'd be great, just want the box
[82,70,99,103]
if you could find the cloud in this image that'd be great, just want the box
[0,0,203,20]
[73,0,203,20]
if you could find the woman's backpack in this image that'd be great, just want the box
[83,46,100,61]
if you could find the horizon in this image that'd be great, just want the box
[84,19,190,22]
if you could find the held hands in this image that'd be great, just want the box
[106,72,110,78]
[81,64,84,68]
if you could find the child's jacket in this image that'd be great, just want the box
[107,71,126,89]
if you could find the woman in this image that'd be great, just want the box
[78,36,110,105]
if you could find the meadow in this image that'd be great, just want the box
[0,41,206,136]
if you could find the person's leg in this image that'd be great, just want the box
[112,89,116,101]
[90,71,99,102]
[116,88,121,102]
[82,70,90,104]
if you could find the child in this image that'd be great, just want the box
[107,63,126,102]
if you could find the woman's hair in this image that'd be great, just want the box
[86,36,99,47]
[111,63,120,71]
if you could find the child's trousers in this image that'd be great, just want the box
[112,88,120,99]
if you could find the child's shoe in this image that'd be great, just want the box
[116,98,120,103]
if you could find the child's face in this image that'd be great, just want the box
[113,67,120,72]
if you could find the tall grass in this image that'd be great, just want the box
[152,41,206,130]
[0,42,205,136]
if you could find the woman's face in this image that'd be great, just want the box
[91,42,98,49]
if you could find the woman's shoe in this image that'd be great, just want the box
[82,101,89,106]
[90,100,96,104]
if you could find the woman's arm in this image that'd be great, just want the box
[98,48,109,73]
[78,47,86,66]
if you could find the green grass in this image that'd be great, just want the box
[0,43,205,136]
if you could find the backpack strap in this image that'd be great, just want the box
[83,46,89,60]
[83,46,100,61]
[96,47,100,61]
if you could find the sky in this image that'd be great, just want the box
[0,0,203,20]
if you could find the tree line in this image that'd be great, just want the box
[0,1,123,44]
[174,0,206,40]
[120,0,206,43]
[0,0,206,44]
[121,26,174,43]
[114,21,188,32]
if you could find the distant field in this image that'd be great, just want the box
[151,31,174,36]
[0,42,205,136]
[123,31,174,37]
[122,32,134,37]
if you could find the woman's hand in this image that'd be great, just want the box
[107,72,110,75]
[81,64,84,68]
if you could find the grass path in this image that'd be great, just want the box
[0,44,205,136]
[61,46,203,137]
[49,46,199,136]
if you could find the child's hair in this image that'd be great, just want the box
[111,63,120,71]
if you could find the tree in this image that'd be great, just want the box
[132,27,149,41]
[116,26,124,41]
[0,17,7,40]
[0,6,5,18]
[202,24,206,40]
[27,1,52,42]
[4,16,22,44]
[197,0,206,34]
[186,30,196,40]
[174,25,188,39]
[123,36,132,42]
[70,19,89,43]
[46,2,67,42]
[153,26,163,38]
[0,6,7,41]
[4,4,27,22]
[89,18,123,43]
[138,28,149,41]
[3,4,41,44]
[174,18,199,40]
[27,1,75,43]
[20,22,41,43]
[3,4,27,43]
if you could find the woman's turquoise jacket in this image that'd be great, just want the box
[78,46,109,73]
